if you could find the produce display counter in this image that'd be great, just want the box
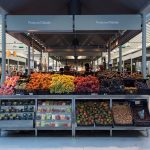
[0,95,150,137]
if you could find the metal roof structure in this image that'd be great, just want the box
[0,0,150,15]
[0,0,150,63]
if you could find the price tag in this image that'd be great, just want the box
[135,101,140,105]
[16,94,21,96]
[29,93,33,95]
[91,93,98,95]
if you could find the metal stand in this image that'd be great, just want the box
[110,129,112,137]
[35,129,38,137]
[72,98,76,137]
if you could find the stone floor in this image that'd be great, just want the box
[0,130,149,150]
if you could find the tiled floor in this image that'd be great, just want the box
[0,130,149,150]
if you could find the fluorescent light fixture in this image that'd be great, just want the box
[66,56,74,59]
[78,56,87,59]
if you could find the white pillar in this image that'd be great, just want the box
[131,57,133,74]
[108,43,111,70]
[28,45,31,75]
[119,45,122,72]
[142,14,147,79]
[123,60,125,73]
[1,14,6,84]
[47,53,49,71]
[56,60,57,71]
[8,58,10,75]
[17,61,19,71]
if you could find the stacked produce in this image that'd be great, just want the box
[76,101,113,126]
[99,79,123,94]
[0,76,20,95]
[112,102,133,125]
[0,100,35,120]
[97,71,143,79]
[94,102,113,125]
[36,100,71,128]
[74,76,99,93]
[131,101,150,126]
[76,102,94,126]
[15,78,29,90]
[135,81,148,89]
[26,73,52,91]
[50,74,75,94]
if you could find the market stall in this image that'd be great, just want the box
[0,0,150,137]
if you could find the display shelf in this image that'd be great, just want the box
[37,127,72,130]
[36,119,71,122]
[1,105,35,107]
[0,112,34,114]
[0,120,33,128]
[37,112,71,115]
[112,126,150,130]
[75,126,112,130]
[0,95,149,137]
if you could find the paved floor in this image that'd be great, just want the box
[0,130,149,150]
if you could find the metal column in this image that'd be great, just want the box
[123,60,125,73]
[1,14,6,84]
[7,58,10,75]
[119,45,122,72]
[28,45,31,75]
[142,14,147,79]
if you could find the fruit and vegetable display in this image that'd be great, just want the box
[15,78,29,90]
[0,100,35,120]
[50,74,75,94]
[76,101,113,126]
[0,71,149,95]
[74,76,99,93]
[36,100,72,128]
[131,101,150,126]
[112,102,133,125]
[99,79,124,94]
[0,76,20,95]
[76,101,95,126]
[135,81,148,89]
[97,71,143,79]
[26,73,52,91]
[94,102,113,126]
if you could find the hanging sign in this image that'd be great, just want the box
[6,50,11,58]
[6,15,73,32]
[75,15,142,30]
[13,51,17,57]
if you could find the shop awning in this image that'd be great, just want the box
[0,0,150,63]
